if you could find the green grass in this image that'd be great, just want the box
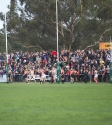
[0,82,112,125]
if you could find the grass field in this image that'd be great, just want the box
[0,82,112,125]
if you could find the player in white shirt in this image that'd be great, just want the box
[94,70,98,84]
[29,67,36,83]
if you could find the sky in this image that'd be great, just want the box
[0,0,10,29]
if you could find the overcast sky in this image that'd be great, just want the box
[0,0,10,29]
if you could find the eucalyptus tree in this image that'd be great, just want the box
[0,33,12,52]
[79,0,112,50]
[0,0,112,51]
[16,0,87,51]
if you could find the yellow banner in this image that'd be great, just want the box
[99,42,112,50]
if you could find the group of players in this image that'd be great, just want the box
[8,66,99,84]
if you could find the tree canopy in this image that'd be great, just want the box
[0,0,112,52]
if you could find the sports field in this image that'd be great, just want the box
[0,82,112,125]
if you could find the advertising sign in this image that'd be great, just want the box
[99,42,112,50]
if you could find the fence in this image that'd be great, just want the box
[0,74,109,83]
[0,75,7,82]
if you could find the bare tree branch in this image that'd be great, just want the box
[22,45,43,50]
[84,28,112,50]
[39,19,65,37]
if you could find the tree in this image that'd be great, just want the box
[17,0,88,51]
[0,33,12,53]
[0,0,112,52]
[82,0,112,50]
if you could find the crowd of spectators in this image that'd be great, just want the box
[0,49,111,83]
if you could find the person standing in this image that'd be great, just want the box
[51,67,57,83]
[8,68,12,83]
[98,67,102,82]
[94,70,98,84]
[83,69,89,83]
[106,65,110,82]
[61,68,65,83]
[23,68,29,83]
[39,69,46,84]
[65,68,70,82]
[29,67,36,83]
[70,68,77,83]
[102,66,107,82]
